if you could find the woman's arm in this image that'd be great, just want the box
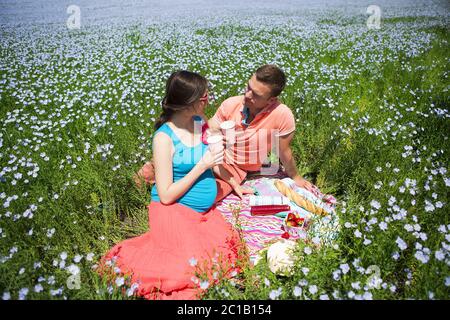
[153,132,222,205]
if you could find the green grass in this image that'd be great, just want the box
[0,19,449,300]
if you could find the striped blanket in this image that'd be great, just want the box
[215,172,340,264]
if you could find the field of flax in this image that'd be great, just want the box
[0,0,449,300]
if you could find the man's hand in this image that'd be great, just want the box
[293,175,315,192]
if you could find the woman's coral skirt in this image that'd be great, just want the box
[98,201,244,300]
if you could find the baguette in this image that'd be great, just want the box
[274,179,328,216]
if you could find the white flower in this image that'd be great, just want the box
[379,222,388,231]
[340,263,350,274]
[414,251,429,264]
[264,278,271,287]
[333,270,341,280]
[293,286,302,297]
[304,246,312,255]
[50,288,63,296]
[34,284,44,293]
[19,288,29,300]
[66,264,80,276]
[2,292,11,300]
[46,228,55,238]
[189,257,198,267]
[298,279,308,287]
[424,200,435,212]
[191,276,199,285]
[319,294,329,300]
[199,280,209,290]
[435,250,445,261]
[86,253,95,261]
[445,277,450,287]
[392,252,400,260]
[363,292,373,300]
[126,287,136,297]
[115,277,125,287]
[444,177,450,187]
[269,288,282,300]
[308,285,318,295]
[74,255,82,263]
[370,200,381,210]
[354,230,362,238]
[396,237,408,251]
[60,252,67,260]
[351,282,361,290]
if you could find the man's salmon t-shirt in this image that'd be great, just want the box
[211,96,296,172]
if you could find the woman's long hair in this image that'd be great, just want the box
[155,71,208,130]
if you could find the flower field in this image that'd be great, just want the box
[0,0,449,299]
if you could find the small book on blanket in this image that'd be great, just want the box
[249,196,291,216]
[249,195,290,206]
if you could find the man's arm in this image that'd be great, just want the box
[278,132,314,191]
[207,117,221,133]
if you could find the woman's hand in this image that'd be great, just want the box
[232,184,255,200]
[199,148,224,170]
[228,177,254,199]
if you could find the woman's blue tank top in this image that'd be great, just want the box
[150,121,217,213]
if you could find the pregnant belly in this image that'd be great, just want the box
[177,173,217,212]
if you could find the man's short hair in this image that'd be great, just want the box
[255,64,286,97]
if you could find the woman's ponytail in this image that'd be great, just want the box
[154,97,174,130]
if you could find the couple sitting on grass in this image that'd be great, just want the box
[100,65,314,300]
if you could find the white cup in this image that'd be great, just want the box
[220,120,236,145]
[206,134,223,153]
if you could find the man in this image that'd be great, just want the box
[134,64,314,201]
[208,64,314,201]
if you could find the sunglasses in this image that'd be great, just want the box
[244,84,269,100]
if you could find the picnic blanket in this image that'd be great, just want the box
[215,171,340,264]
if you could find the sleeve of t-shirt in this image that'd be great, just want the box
[211,100,229,125]
[276,106,296,137]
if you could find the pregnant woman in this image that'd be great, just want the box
[99,71,244,300]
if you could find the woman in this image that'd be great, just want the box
[99,71,244,300]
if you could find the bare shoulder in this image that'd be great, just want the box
[153,130,174,153]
